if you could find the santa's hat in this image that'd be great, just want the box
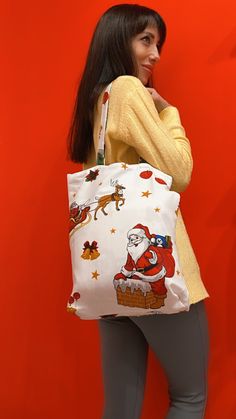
[127,224,152,240]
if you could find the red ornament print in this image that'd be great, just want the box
[140,170,153,179]
[155,177,167,185]
[103,92,109,104]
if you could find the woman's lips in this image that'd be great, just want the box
[142,65,153,73]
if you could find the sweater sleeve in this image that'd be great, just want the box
[118,78,193,192]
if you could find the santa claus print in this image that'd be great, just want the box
[69,201,91,234]
[114,224,176,309]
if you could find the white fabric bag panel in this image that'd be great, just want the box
[66,83,189,320]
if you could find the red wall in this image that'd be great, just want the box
[1,1,236,418]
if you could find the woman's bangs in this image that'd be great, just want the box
[132,14,166,47]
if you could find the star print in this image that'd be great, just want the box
[85,169,99,182]
[92,270,100,280]
[142,190,152,198]
[121,163,128,170]
[110,228,116,234]
[154,207,160,212]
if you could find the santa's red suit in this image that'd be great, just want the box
[114,224,175,296]
[69,204,90,232]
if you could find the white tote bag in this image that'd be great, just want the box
[66,82,190,320]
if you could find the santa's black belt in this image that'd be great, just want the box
[137,264,158,273]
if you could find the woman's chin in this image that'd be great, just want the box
[139,76,149,86]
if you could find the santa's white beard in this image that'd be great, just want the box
[127,238,150,263]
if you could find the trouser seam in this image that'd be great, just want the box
[132,360,142,419]
[194,302,208,418]
[131,325,147,419]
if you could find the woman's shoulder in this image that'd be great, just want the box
[109,76,151,106]
[112,75,142,87]
[111,75,146,95]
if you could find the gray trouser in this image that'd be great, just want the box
[98,300,209,419]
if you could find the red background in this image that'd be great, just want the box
[1,1,236,418]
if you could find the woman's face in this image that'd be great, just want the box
[131,25,160,85]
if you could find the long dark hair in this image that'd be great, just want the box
[67,4,167,163]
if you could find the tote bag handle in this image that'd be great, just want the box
[96,82,113,165]
[95,81,146,165]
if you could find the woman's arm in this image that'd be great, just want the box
[115,77,193,192]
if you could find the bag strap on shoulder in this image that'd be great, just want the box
[95,81,145,166]
[96,82,113,165]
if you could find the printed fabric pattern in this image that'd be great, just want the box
[66,84,190,320]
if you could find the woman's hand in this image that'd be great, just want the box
[146,87,171,113]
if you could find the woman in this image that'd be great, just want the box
[67,4,209,419]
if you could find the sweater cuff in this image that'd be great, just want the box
[158,106,181,124]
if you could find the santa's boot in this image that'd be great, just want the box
[150,294,167,309]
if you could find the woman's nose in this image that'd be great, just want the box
[150,46,160,62]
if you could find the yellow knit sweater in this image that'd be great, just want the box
[84,75,209,304]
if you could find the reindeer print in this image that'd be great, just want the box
[94,179,126,220]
